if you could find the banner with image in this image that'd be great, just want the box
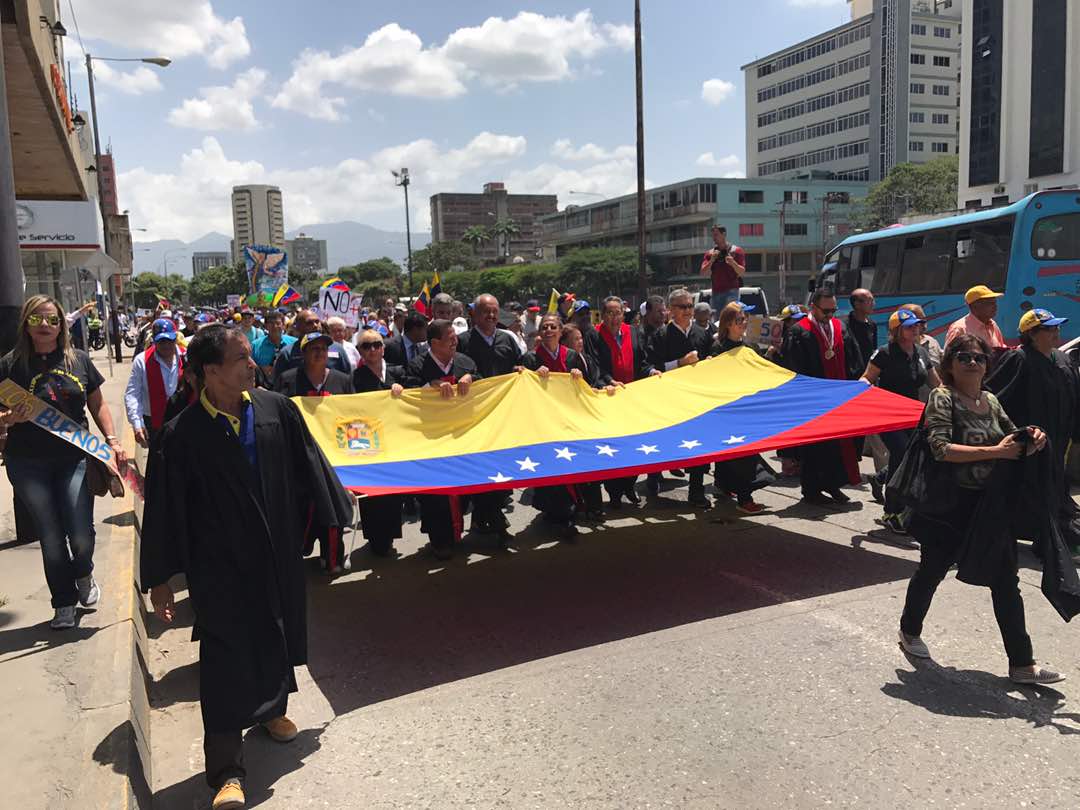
[244,245,289,305]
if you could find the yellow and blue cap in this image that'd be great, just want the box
[888,308,925,331]
[1019,308,1068,334]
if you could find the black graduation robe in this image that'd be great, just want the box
[274,367,355,397]
[986,346,1080,544]
[353,362,407,393]
[520,346,588,375]
[711,338,777,500]
[404,352,480,389]
[351,363,407,551]
[140,389,353,731]
[647,321,714,371]
[457,327,522,378]
[585,325,656,386]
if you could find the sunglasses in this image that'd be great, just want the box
[27,314,60,327]
[359,342,384,351]
[955,351,989,366]
[672,303,694,310]
[817,307,838,315]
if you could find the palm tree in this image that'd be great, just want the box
[492,218,521,259]
[461,225,492,255]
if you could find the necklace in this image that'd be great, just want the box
[954,387,983,408]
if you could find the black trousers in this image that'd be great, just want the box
[204,729,245,789]
[901,495,1034,668]
[418,494,456,551]
[648,466,707,494]
[603,476,638,500]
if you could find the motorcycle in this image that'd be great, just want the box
[122,326,138,348]
[88,322,105,351]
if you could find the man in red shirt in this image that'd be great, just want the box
[700,225,746,309]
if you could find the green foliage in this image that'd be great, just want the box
[188,262,249,306]
[132,272,191,308]
[558,247,652,303]
[851,156,959,232]
[411,241,480,278]
[332,258,405,305]
[460,225,491,252]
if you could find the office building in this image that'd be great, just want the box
[430,182,557,263]
[539,177,869,306]
[958,0,1080,209]
[743,0,961,183]
[231,184,285,263]
[192,251,230,276]
[98,151,119,216]
[285,233,329,275]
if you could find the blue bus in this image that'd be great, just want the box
[813,190,1080,347]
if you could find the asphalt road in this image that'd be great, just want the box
[147,464,1080,809]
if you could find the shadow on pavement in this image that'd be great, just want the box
[882,665,1080,735]
[306,519,916,718]
[0,611,101,662]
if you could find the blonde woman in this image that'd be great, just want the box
[0,296,126,629]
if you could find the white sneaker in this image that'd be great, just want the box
[50,606,77,630]
[898,630,930,658]
[76,575,100,607]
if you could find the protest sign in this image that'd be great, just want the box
[319,286,352,319]
[226,294,241,308]
[345,295,364,328]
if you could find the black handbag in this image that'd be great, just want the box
[884,394,958,518]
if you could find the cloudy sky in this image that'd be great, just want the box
[65,0,852,242]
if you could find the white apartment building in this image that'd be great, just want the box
[958,0,1080,209]
[743,0,961,183]
[231,184,285,263]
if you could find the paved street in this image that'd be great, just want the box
[145,457,1080,808]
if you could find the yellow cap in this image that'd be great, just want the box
[1018,308,1068,333]
[964,285,1004,305]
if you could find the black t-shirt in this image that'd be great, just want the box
[847,314,878,370]
[869,342,930,401]
[0,348,105,458]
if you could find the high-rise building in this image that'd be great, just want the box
[430,182,558,263]
[958,0,1080,209]
[192,251,230,276]
[742,0,961,184]
[231,185,285,263]
[98,151,119,216]
[285,233,329,275]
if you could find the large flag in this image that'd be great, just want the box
[414,282,431,317]
[321,276,350,293]
[272,283,301,307]
[294,347,924,496]
[430,270,442,299]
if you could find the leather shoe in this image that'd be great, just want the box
[212,779,245,809]
[625,490,642,506]
[263,715,298,743]
[826,488,851,504]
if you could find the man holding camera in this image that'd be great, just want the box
[700,225,746,310]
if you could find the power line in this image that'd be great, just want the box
[66,0,87,58]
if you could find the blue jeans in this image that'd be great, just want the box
[5,455,95,608]
[877,429,913,486]
[712,288,740,309]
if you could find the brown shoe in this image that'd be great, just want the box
[212,779,245,809]
[262,715,299,742]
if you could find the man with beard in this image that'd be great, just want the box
[141,325,352,809]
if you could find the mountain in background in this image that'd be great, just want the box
[133,222,431,278]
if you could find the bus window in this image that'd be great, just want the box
[873,240,901,293]
[835,246,860,294]
[1032,213,1080,260]
[950,218,1013,291]
[900,230,954,292]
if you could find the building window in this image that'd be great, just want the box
[784,223,809,236]
[836,139,868,159]
[1029,0,1067,178]
[969,0,1004,186]
[910,53,926,65]
[910,141,925,152]
[738,190,764,203]
[910,112,925,123]
[744,253,764,273]
[932,113,950,125]
[784,190,809,204]
[933,55,951,67]
[934,26,952,38]
[932,84,950,96]
[911,23,927,35]
[699,183,717,203]
[739,223,765,237]
[826,191,851,204]
[931,141,950,153]
[910,82,925,94]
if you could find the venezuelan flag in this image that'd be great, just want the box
[321,277,350,293]
[546,288,560,315]
[414,282,431,317]
[294,348,924,496]
[272,284,301,307]
[430,270,442,299]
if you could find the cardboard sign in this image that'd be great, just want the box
[0,378,125,496]
[345,295,364,329]
[226,294,241,308]
[748,315,785,350]
[320,287,352,319]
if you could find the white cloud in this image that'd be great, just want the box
[117,133,528,242]
[507,155,651,203]
[167,68,267,131]
[69,1,250,68]
[701,78,736,105]
[695,153,744,177]
[272,11,631,120]
[789,0,846,6]
[551,139,635,162]
[90,61,163,95]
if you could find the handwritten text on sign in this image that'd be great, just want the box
[320,288,352,319]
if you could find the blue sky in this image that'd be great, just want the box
[65,0,852,242]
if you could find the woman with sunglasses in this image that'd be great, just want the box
[898,334,1062,685]
[351,329,407,557]
[0,295,128,629]
[710,301,768,515]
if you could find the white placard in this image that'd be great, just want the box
[345,294,364,328]
[319,287,351,319]
[226,294,241,308]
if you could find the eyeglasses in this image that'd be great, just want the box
[27,314,60,327]
[955,351,989,366]
[672,303,693,310]
[817,307,838,316]
[359,342,384,351]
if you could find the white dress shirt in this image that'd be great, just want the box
[124,347,180,430]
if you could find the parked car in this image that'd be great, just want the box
[692,286,771,316]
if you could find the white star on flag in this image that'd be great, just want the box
[596,444,618,457]
[516,457,540,472]
[554,447,576,461]
[723,435,747,445]
[636,444,659,455]
[679,439,702,450]
[488,472,513,483]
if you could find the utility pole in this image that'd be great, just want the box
[0,32,24,356]
[778,199,788,305]
[634,0,647,301]
[393,168,413,289]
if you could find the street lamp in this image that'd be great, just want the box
[391,168,413,289]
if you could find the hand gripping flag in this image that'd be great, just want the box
[272,283,301,307]
[293,347,925,496]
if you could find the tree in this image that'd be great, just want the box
[851,156,959,232]
[333,258,406,305]
[491,218,521,259]
[411,241,480,281]
[460,225,492,254]
[557,247,653,304]
[189,262,249,306]
[132,272,190,309]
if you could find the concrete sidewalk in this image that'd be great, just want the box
[0,348,150,809]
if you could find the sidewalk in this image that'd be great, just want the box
[0,348,150,809]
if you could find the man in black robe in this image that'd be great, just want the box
[141,324,352,809]
[645,288,714,506]
[405,319,482,559]
[784,289,865,506]
[456,294,521,538]
[986,309,1080,550]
